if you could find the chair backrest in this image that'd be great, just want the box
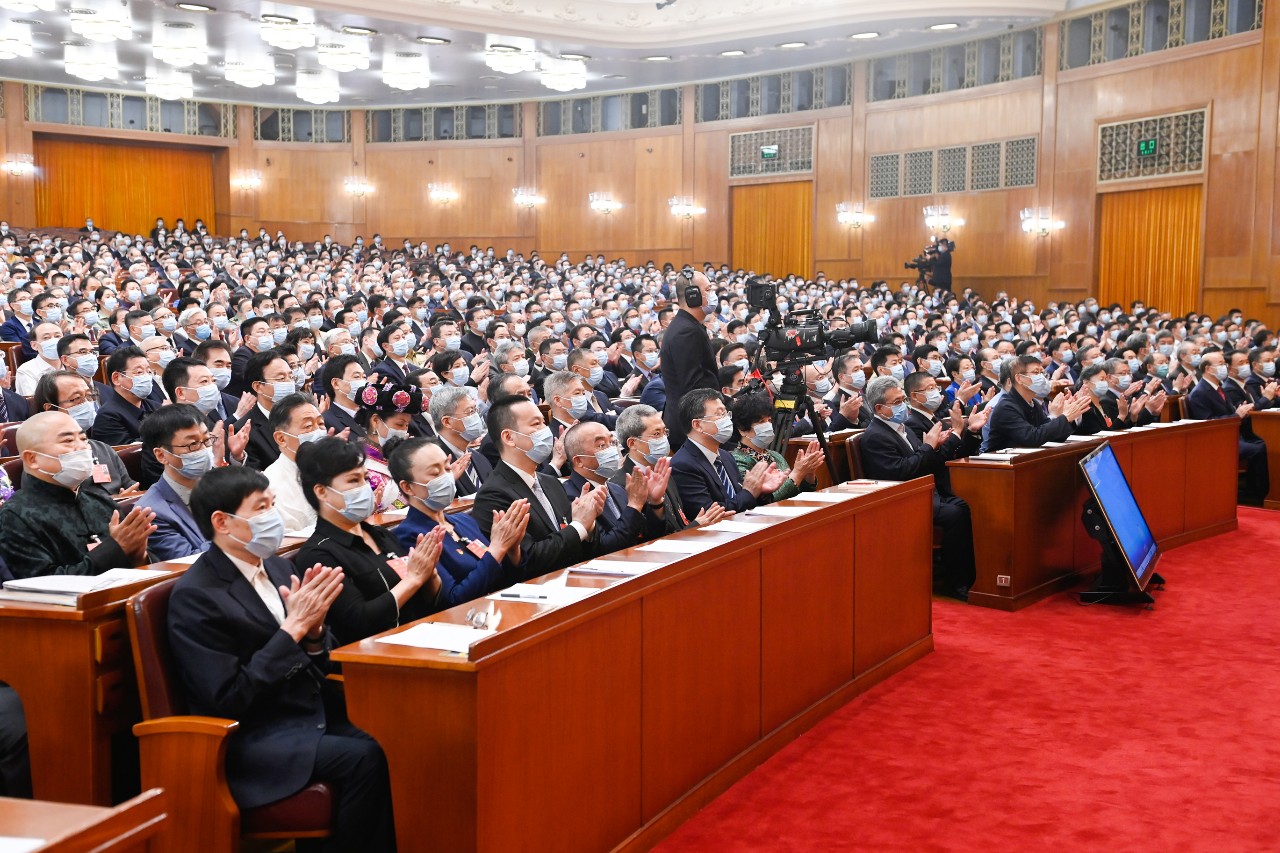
[0,342,20,375]
[846,433,866,480]
[126,578,186,720]
[2,456,22,490]
[0,422,20,456]
[114,443,143,484]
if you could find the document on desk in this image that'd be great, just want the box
[746,505,817,518]
[2,567,172,595]
[969,453,1017,462]
[488,583,599,605]
[787,491,858,503]
[572,560,669,576]
[635,537,724,554]
[166,553,203,565]
[701,520,772,533]
[1064,434,1102,443]
[0,838,46,853]
[376,621,495,654]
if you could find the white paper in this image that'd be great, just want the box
[0,838,46,853]
[1064,434,1102,443]
[378,507,409,518]
[572,560,669,576]
[375,621,494,654]
[701,520,772,533]
[785,492,858,503]
[970,453,1017,462]
[635,537,724,554]
[1041,441,1069,447]
[488,583,599,606]
[745,505,816,518]
[165,553,202,566]
[3,568,171,595]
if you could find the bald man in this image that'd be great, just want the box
[0,412,155,578]
[658,269,720,448]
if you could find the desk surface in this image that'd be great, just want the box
[1249,410,1280,509]
[0,789,166,851]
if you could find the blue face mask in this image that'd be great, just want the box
[587,364,604,387]
[38,338,61,361]
[1025,373,1051,398]
[552,353,568,370]
[329,482,375,522]
[450,366,469,386]
[515,425,555,465]
[882,402,909,424]
[889,363,905,382]
[638,435,669,464]
[589,446,622,479]
[128,373,154,399]
[566,393,590,419]
[391,339,410,358]
[702,415,734,445]
[751,422,775,446]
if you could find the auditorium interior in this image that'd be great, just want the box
[0,0,1278,850]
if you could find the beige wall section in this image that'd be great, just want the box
[2,23,1280,324]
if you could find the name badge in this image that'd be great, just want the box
[386,556,409,580]
[465,540,487,559]
[91,463,111,484]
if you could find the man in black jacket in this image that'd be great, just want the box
[985,355,1090,452]
[472,396,606,578]
[235,349,289,471]
[658,270,719,448]
[170,467,394,853]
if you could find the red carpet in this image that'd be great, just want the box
[656,508,1280,852]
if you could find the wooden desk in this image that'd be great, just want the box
[1250,410,1280,510]
[947,419,1239,611]
[783,429,856,489]
[0,569,192,805]
[0,788,167,852]
[334,479,934,853]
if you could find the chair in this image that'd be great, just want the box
[127,579,334,853]
[0,422,21,456]
[0,341,21,375]
[2,456,21,490]
[113,443,143,484]
[95,354,110,385]
[845,433,865,480]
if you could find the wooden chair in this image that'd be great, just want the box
[0,341,21,374]
[113,443,143,484]
[0,422,21,456]
[845,433,865,480]
[2,456,21,490]
[127,579,334,853]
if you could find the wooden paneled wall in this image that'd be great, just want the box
[4,18,1280,325]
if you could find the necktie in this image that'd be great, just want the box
[0,392,9,423]
[1217,385,1227,404]
[713,458,736,499]
[529,477,559,527]
[602,486,621,521]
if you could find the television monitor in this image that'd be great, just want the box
[1079,442,1160,589]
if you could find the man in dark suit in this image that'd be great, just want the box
[545,371,616,440]
[1186,350,1268,503]
[368,326,412,386]
[472,396,606,579]
[1244,350,1278,409]
[427,385,491,497]
[162,358,250,467]
[235,350,292,471]
[902,372,986,478]
[170,466,395,853]
[96,310,131,356]
[562,421,658,553]
[857,376,974,600]
[613,403,722,536]
[0,289,36,363]
[658,271,720,448]
[459,306,489,357]
[827,352,872,432]
[93,346,159,446]
[985,355,1090,452]
[229,317,273,397]
[319,354,367,440]
[670,388,785,517]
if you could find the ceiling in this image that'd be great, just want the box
[0,0,1115,109]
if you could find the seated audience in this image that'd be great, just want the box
[613,403,721,535]
[985,355,1091,451]
[670,388,787,516]
[32,371,139,496]
[236,349,293,471]
[171,466,395,852]
[93,345,158,446]
[429,385,491,497]
[355,383,424,512]
[729,391,825,502]
[263,393,329,537]
[137,404,215,560]
[1185,349,1269,504]
[563,420,659,552]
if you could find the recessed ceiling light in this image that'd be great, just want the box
[560,52,590,60]
[342,25,376,36]
[603,74,626,79]
[261,14,295,24]
[483,85,497,89]
[479,74,500,80]
[175,2,214,11]
[778,41,806,49]
[720,49,745,57]
[416,36,450,45]
[12,17,42,24]
[488,43,520,52]
[929,22,959,30]
[850,31,879,39]
[644,55,670,61]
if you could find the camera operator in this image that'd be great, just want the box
[931,239,954,292]
[659,269,720,449]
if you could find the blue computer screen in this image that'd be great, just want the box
[1080,443,1159,587]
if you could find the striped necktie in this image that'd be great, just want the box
[713,458,736,499]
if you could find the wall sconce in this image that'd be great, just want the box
[428,182,458,204]
[231,170,262,190]
[589,192,621,215]
[1,154,35,177]
[668,196,705,219]
[924,205,963,232]
[836,202,874,228]
[344,176,374,198]
[512,187,544,208]
[1020,207,1065,237]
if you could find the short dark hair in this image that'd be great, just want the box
[193,339,232,362]
[33,369,87,413]
[140,403,204,456]
[191,466,270,539]
[731,391,773,435]
[430,350,464,378]
[296,437,366,510]
[267,392,315,434]
[322,353,360,397]
[162,356,204,401]
[677,388,724,432]
[387,436,435,486]
[106,344,146,380]
[485,395,531,444]
[869,346,901,373]
[717,364,743,389]
[244,348,282,388]
[903,371,932,395]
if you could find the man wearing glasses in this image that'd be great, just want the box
[93,345,159,446]
[137,404,216,561]
[613,403,726,536]
[31,371,141,498]
[562,420,657,555]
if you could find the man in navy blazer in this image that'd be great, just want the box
[658,271,720,449]
[137,404,212,561]
[1185,351,1268,503]
[169,466,395,852]
[562,421,659,554]
[670,388,786,517]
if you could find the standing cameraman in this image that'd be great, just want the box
[660,269,720,449]
[931,239,954,292]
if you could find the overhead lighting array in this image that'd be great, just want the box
[259,13,313,50]
[145,65,193,100]
[537,55,585,92]
[224,47,275,88]
[0,18,33,59]
[0,0,54,11]
[64,39,117,80]
[296,66,339,104]
[317,29,369,72]
[382,49,430,91]
[68,0,130,42]
[153,20,207,67]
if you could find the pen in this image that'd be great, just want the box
[499,592,549,600]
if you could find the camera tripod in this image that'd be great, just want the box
[762,362,840,485]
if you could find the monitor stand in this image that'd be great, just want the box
[1078,498,1165,608]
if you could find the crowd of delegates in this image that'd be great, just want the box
[0,217,1276,849]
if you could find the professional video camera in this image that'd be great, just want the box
[903,238,955,284]
[741,276,878,471]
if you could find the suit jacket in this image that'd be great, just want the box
[96,330,129,356]
[236,404,280,471]
[459,331,486,357]
[985,391,1073,452]
[1221,378,1259,439]
[670,439,762,516]
[137,476,210,561]
[436,437,493,497]
[563,470,648,555]
[638,373,666,411]
[472,460,586,579]
[659,310,718,447]
[227,346,254,397]
[1244,374,1278,410]
[369,357,410,387]
[611,455,692,537]
[92,390,154,446]
[0,315,34,361]
[904,407,979,493]
[1185,378,1237,421]
[322,403,366,440]
[0,390,29,422]
[857,417,952,496]
[167,546,339,809]
[593,369,622,400]
[827,386,872,432]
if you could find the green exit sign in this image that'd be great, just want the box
[760,144,779,161]
[1137,138,1158,157]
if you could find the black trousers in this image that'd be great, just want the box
[0,683,31,798]
[1240,437,1270,504]
[934,492,977,593]
[299,722,396,853]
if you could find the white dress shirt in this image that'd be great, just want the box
[263,453,317,538]
[225,550,286,624]
[508,462,589,541]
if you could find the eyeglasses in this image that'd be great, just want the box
[56,392,100,408]
[168,436,215,454]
